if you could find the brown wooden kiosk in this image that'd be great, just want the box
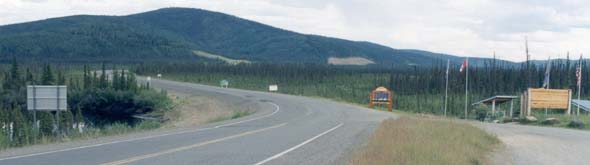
[521,88,572,116]
[369,86,393,111]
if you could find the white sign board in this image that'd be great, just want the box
[27,86,67,111]
[269,85,278,92]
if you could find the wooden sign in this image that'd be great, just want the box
[521,88,571,116]
[369,86,393,111]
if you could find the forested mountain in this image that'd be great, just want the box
[0,7,503,66]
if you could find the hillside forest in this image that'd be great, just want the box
[135,57,589,120]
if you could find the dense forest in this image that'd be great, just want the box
[0,7,502,66]
[0,59,170,148]
[135,57,588,119]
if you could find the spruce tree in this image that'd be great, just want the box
[41,64,55,85]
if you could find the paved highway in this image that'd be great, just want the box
[0,78,395,165]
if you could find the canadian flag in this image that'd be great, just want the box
[459,58,468,73]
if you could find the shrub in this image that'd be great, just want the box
[567,120,585,129]
[136,120,161,130]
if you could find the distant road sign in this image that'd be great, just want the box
[27,86,67,111]
[220,80,229,88]
[269,85,278,92]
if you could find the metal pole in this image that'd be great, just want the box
[578,80,581,116]
[578,61,582,117]
[33,86,37,144]
[510,99,514,118]
[444,59,449,117]
[56,86,60,139]
[464,58,469,119]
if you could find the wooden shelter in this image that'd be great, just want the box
[521,88,572,116]
[472,95,518,118]
[369,86,393,111]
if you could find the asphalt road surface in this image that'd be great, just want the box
[0,78,395,165]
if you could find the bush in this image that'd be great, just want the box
[136,120,161,130]
[567,120,585,129]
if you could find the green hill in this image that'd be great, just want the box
[0,7,503,66]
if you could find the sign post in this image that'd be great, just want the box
[27,86,67,142]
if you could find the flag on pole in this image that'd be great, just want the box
[460,58,468,73]
[542,57,552,88]
[577,57,582,86]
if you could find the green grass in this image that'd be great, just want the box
[207,110,254,123]
[517,113,590,130]
[349,117,500,165]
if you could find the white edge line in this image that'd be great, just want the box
[0,127,212,161]
[0,102,281,161]
[253,123,344,165]
[215,102,280,128]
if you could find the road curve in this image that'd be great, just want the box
[0,78,395,165]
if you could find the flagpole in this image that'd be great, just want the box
[444,59,449,117]
[578,56,582,116]
[464,57,469,119]
[545,57,550,115]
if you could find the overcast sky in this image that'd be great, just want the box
[2,0,590,62]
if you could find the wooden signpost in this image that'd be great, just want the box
[521,88,572,116]
[369,86,393,111]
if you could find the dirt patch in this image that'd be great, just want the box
[163,91,234,128]
[328,57,375,65]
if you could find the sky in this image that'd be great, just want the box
[1,0,590,62]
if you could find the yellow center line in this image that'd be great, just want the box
[101,123,287,165]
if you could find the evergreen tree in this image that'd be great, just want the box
[99,63,107,89]
[41,65,55,85]
[11,106,29,146]
[57,69,65,85]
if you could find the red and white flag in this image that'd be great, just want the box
[459,58,468,73]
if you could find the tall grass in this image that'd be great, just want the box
[350,117,500,165]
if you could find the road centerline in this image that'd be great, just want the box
[0,101,281,162]
[101,122,287,165]
[215,102,280,128]
[253,123,344,165]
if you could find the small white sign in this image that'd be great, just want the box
[157,74,162,78]
[269,85,278,92]
[147,76,152,81]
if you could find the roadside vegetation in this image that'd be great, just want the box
[0,59,171,150]
[349,117,500,165]
[516,114,590,129]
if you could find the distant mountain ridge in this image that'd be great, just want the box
[0,7,510,66]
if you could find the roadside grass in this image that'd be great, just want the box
[349,117,500,165]
[207,110,254,123]
[517,113,590,130]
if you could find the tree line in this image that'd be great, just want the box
[135,57,589,118]
[0,59,169,148]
